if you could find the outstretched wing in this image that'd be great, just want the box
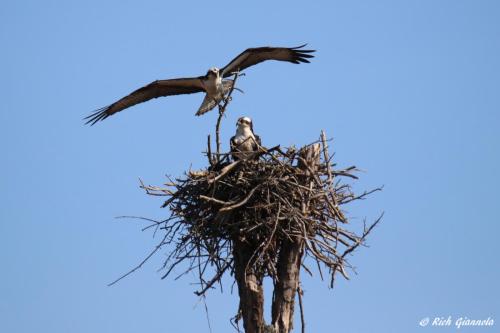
[85,77,206,125]
[220,45,315,78]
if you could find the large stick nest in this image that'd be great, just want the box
[115,135,382,295]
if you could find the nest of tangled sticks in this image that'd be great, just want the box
[113,130,382,299]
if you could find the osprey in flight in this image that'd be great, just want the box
[230,116,261,161]
[85,45,315,125]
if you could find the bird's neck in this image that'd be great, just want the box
[215,74,222,85]
[207,72,221,82]
[236,126,254,137]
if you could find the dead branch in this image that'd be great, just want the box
[216,72,241,162]
[297,285,305,333]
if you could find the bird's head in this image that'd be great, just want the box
[207,67,220,76]
[237,116,253,131]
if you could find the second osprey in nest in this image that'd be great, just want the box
[85,45,314,125]
[230,116,261,161]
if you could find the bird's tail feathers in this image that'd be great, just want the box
[195,80,236,116]
[195,94,219,116]
[223,80,235,93]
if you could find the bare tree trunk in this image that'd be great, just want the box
[233,238,265,333]
[271,237,303,333]
[232,144,320,333]
[271,143,320,333]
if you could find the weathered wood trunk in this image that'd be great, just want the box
[271,143,320,333]
[233,238,265,333]
[233,144,320,333]
[271,237,303,333]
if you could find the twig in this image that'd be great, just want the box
[219,184,262,212]
[194,259,233,296]
[320,130,333,185]
[202,295,213,333]
[297,285,305,333]
[199,195,229,205]
[108,233,168,286]
[215,72,240,162]
[207,134,214,166]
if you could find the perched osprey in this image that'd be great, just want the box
[230,117,262,161]
[85,45,315,125]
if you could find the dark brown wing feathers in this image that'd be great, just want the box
[86,44,315,125]
[85,77,205,125]
[221,44,315,78]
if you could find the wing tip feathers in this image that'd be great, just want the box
[84,106,111,126]
[289,44,315,64]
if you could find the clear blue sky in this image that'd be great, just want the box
[1,1,499,332]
